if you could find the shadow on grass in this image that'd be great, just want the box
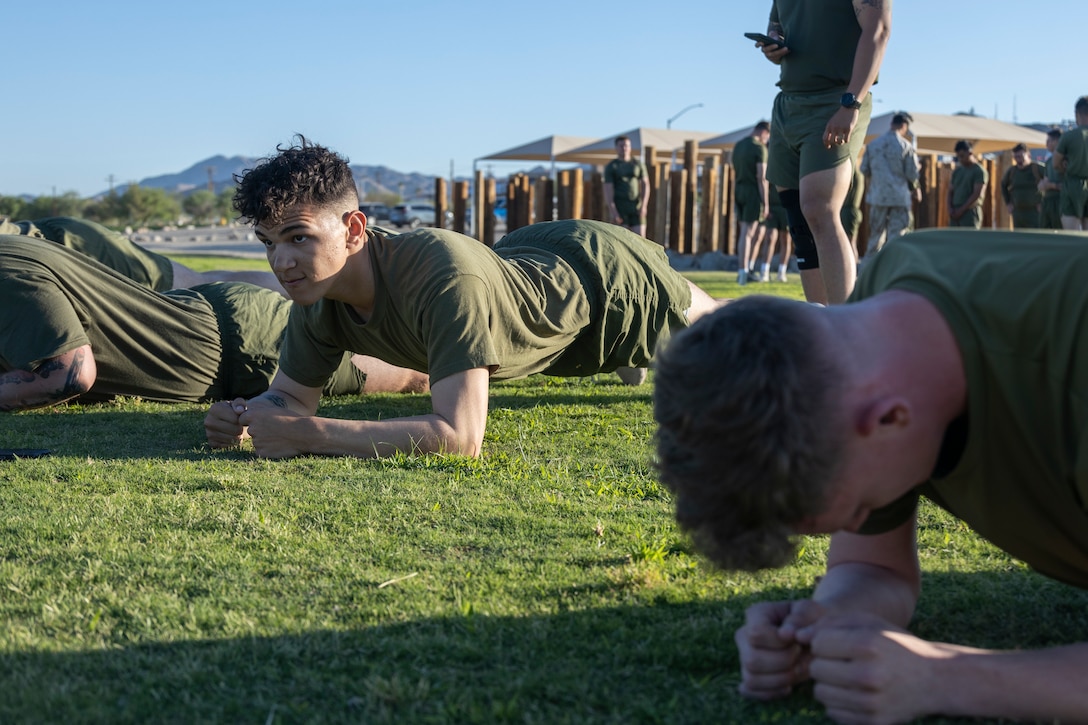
[0,598,787,724]
[3,569,1086,723]
[2,380,649,462]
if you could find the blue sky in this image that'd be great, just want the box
[3,0,1084,198]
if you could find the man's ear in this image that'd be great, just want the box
[343,209,368,249]
[855,395,911,437]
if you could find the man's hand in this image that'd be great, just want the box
[824,108,860,150]
[204,398,250,448]
[238,405,310,459]
[797,612,951,724]
[913,188,923,204]
[736,599,827,700]
[757,37,790,65]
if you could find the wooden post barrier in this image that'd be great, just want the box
[435,177,452,232]
[473,170,486,241]
[482,177,497,246]
[683,141,698,254]
[720,161,735,254]
[570,168,584,220]
[700,161,720,253]
[534,176,551,224]
[585,170,604,222]
[917,154,939,229]
[556,170,572,220]
[649,162,669,246]
[669,169,688,253]
[453,180,469,236]
[936,162,953,228]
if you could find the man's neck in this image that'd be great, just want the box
[857,291,966,420]
[833,292,968,486]
[329,242,376,319]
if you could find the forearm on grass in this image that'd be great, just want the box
[280,413,482,459]
[923,642,1088,721]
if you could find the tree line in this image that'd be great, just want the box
[0,187,238,229]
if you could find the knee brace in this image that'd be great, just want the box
[779,188,819,270]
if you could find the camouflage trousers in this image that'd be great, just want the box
[864,205,913,258]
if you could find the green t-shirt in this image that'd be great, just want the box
[732,135,768,187]
[1057,125,1088,179]
[604,158,648,204]
[1000,163,1044,209]
[853,229,1088,588]
[278,221,692,388]
[769,0,866,93]
[951,163,988,208]
[1045,154,1065,192]
[0,216,174,291]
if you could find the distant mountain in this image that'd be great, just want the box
[108,155,466,202]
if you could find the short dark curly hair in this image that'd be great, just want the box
[233,135,358,225]
[653,296,847,572]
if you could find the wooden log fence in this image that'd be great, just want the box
[429,146,1014,252]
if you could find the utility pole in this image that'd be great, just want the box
[206,166,216,193]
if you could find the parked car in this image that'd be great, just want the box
[390,203,438,229]
[359,202,391,226]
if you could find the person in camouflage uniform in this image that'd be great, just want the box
[999,143,1044,229]
[859,112,920,258]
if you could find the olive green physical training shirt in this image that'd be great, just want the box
[951,163,988,208]
[604,159,648,203]
[278,221,692,388]
[1000,163,1044,209]
[769,0,867,93]
[732,136,768,187]
[854,229,1088,588]
[1057,125,1088,179]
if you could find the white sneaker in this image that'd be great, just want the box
[777,271,788,282]
[749,270,762,282]
[737,269,748,285]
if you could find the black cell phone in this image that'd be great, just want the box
[744,32,785,47]
[0,449,52,461]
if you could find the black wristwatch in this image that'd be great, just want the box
[840,92,862,110]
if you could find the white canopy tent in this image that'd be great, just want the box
[864,112,1048,154]
[555,127,723,165]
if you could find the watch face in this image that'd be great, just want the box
[841,93,860,109]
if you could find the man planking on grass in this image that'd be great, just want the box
[0,235,426,412]
[0,215,287,295]
[654,227,1088,723]
[203,137,721,460]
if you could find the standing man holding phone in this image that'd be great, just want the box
[750,0,892,304]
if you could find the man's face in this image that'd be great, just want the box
[955,148,973,166]
[254,204,354,306]
[1013,149,1030,166]
[757,129,770,145]
[1047,136,1059,153]
[615,139,632,159]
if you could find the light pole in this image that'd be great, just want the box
[667,103,704,129]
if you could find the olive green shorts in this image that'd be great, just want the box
[735,183,764,223]
[1061,178,1088,218]
[762,205,788,231]
[767,89,872,189]
[195,281,367,399]
[614,199,645,227]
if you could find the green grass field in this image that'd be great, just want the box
[2,259,1085,723]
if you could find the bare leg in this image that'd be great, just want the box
[684,279,729,323]
[1062,216,1086,231]
[350,355,430,393]
[799,163,856,304]
[800,269,829,306]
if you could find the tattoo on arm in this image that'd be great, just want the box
[265,394,289,409]
[855,0,887,17]
[768,21,785,36]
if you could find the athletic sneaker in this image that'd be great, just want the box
[749,270,762,282]
[778,271,788,282]
[737,269,748,285]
